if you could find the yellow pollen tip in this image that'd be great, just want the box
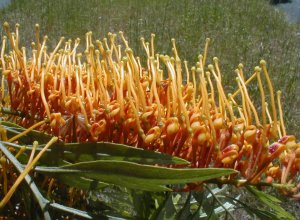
[125,48,133,54]
[277,90,282,95]
[254,66,261,72]
[213,57,218,63]
[3,22,9,29]
[260,60,266,66]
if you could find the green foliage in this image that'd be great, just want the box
[38,142,189,166]
[246,186,295,220]
[34,160,235,191]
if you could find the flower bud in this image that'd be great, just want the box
[65,97,80,113]
[295,147,300,158]
[141,109,154,121]
[230,133,238,144]
[191,121,201,132]
[50,113,66,128]
[213,116,223,130]
[265,176,273,183]
[285,136,298,151]
[266,166,281,178]
[244,125,256,144]
[166,117,180,136]
[294,158,300,170]
[193,126,209,145]
[235,118,245,132]
[124,117,136,132]
[90,120,106,138]
[269,142,285,154]
[144,126,161,144]
[221,144,239,165]
[109,103,120,118]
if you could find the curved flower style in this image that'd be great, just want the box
[0,22,299,197]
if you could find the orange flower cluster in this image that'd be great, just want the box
[0,23,299,196]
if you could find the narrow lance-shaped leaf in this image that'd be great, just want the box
[35,160,236,191]
[246,186,295,220]
[6,141,189,166]
[226,195,287,220]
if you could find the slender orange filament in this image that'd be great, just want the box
[256,67,267,146]
[0,157,8,195]
[126,67,145,140]
[149,58,162,124]
[8,120,47,143]
[236,70,261,127]
[75,66,89,126]
[184,60,190,83]
[277,91,286,136]
[202,38,210,68]
[191,67,197,108]
[260,60,278,135]
[236,77,250,126]
[232,71,257,99]
[206,71,216,112]
[176,60,191,133]
[209,65,235,125]
[26,141,38,166]
[41,65,51,119]
[151,34,155,57]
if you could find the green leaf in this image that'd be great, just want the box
[46,142,190,165]
[246,186,295,220]
[55,175,109,190]
[130,190,155,219]
[202,196,219,220]
[176,192,193,220]
[34,160,236,192]
[226,195,283,219]
[205,185,235,219]
[7,141,189,166]
[0,121,24,129]
[191,191,204,219]
[151,193,177,220]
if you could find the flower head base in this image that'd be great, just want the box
[0,22,299,196]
